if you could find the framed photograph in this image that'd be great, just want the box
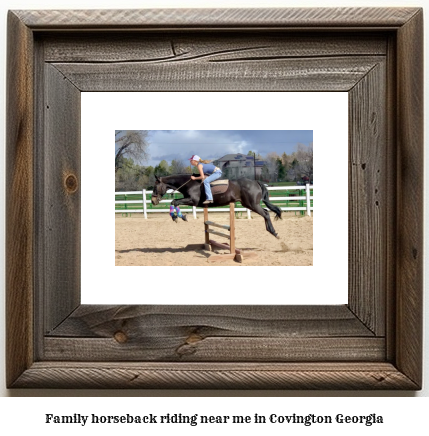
[6,7,423,389]
[86,93,346,306]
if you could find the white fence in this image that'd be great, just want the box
[115,184,313,218]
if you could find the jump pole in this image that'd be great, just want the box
[203,202,256,263]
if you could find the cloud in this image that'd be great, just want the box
[145,130,313,166]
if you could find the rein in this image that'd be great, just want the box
[153,177,193,200]
[170,177,193,194]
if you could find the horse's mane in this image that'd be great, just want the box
[160,174,196,187]
[163,173,194,180]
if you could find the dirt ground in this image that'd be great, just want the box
[115,212,313,266]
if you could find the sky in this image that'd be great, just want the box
[145,130,313,167]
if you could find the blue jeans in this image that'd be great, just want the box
[203,170,222,201]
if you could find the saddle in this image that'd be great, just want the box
[209,179,229,195]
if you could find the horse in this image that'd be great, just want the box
[151,174,282,238]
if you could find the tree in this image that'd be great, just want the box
[281,152,288,166]
[261,164,270,182]
[115,157,148,191]
[169,159,187,174]
[295,143,313,182]
[143,166,156,188]
[265,152,281,182]
[287,157,299,181]
[276,158,287,181]
[154,160,169,177]
[247,150,262,159]
[144,166,155,177]
[115,130,149,172]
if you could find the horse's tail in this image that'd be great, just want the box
[257,181,282,221]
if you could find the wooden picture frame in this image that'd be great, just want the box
[6,7,423,389]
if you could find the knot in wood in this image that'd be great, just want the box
[186,333,203,344]
[114,331,128,343]
[65,174,78,193]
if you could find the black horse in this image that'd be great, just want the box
[151,174,282,238]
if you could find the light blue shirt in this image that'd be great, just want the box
[200,163,216,175]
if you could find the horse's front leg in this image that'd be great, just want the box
[170,197,196,222]
[171,197,197,207]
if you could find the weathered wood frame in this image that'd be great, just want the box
[6,8,423,389]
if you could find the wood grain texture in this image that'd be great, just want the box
[395,9,423,388]
[42,64,81,333]
[44,337,385,362]
[14,8,420,29]
[11,362,419,390]
[348,62,386,335]
[5,11,35,388]
[384,34,398,364]
[43,305,380,362]
[6,7,423,390]
[48,305,374,338]
[42,33,388,63]
[52,56,383,92]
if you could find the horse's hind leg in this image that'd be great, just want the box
[241,201,279,238]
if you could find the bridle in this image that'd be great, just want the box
[152,177,193,202]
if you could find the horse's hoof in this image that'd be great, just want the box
[182,215,188,222]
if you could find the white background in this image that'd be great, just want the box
[82,92,348,305]
[0,0,427,423]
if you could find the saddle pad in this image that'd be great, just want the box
[210,179,229,186]
[210,179,229,195]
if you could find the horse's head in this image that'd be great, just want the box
[151,175,167,205]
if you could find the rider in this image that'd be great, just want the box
[189,155,222,204]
